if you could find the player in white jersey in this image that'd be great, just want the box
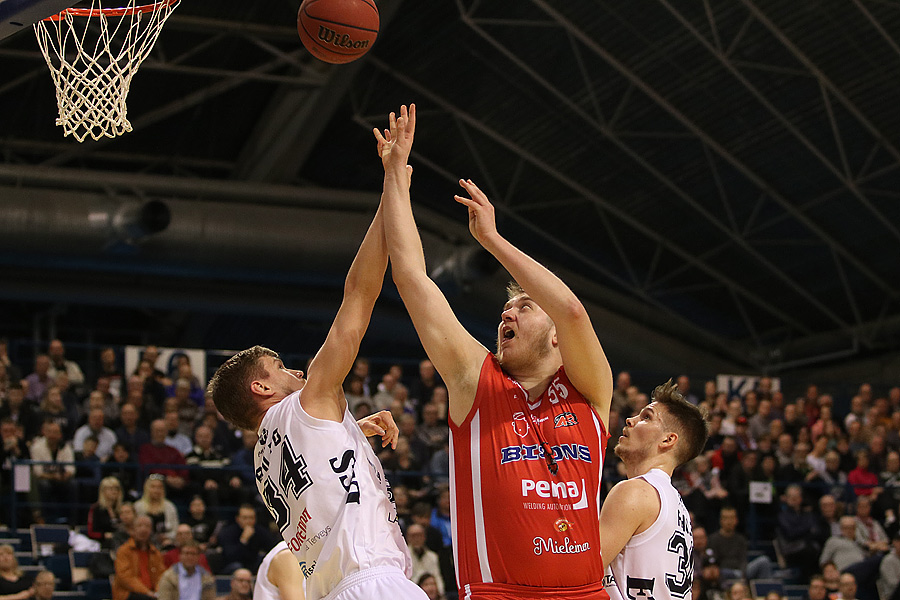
[255,541,305,600]
[601,380,709,600]
[208,111,427,600]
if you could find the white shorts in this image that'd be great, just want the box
[322,566,429,600]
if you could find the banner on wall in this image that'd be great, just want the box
[715,374,781,399]
[124,346,207,387]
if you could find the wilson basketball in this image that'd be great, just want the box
[297,0,379,64]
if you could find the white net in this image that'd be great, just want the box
[34,0,180,142]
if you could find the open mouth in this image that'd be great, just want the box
[502,328,516,341]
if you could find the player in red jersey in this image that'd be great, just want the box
[376,105,613,599]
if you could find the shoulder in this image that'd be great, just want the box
[608,477,659,507]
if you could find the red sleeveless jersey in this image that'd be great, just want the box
[450,353,609,598]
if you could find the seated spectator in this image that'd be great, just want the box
[0,544,32,600]
[879,452,900,517]
[834,572,858,600]
[856,495,889,556]
[708,506,773,580]
[407,524,444,598]
[849,450,880,498]
[415,403,449,461]
[47,339,85,387]
[30,419,76,523]
[410,502,444,555]
[698,554,726,600]
[25,354,54,403]
[218,504,272,574]
[73,408,117,461]
[112,515,165,600]
[808,574,829,600]
[82,387,120,428]
[104,442,139,496]
[111,502,137,551]
[0,385,38,440]
[95,346,123,399]
[225,430,257,505]
[810,451,851,504]
[381,436,424,490]
[0,418,28,526]
[157,541,215,600]
[216,568,252,600]
[36,386,77,440]
[777,484,823,580]
[138,419,188,492]
[820,516,867,572]
[88,476,123,547]
[184,496,220,552]
[727,581,751,600]
[163,525,212,572]
[75,435,104,500]
[428,441,450,485]
[162,410,192,456]
[115,403,150,458]
[30,570,55,600]
[185,425,230,507]
[823,561,841,595]
[417,573,445,600]
[134,474,179,549]
[878,535,900,600]
[814,494,843,549]
[166,379,200,431]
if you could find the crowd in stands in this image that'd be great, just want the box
[3,338,900,600]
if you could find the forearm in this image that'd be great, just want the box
[481,232,584,321]
[344,203,389,299]
[383,162,427,282]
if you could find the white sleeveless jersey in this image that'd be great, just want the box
[603,469,693,600]
[255,392,412,600]
[254,541,290,600]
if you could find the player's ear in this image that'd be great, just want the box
[251,379,271,396]
[660,431,678,451]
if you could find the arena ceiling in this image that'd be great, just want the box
[1,0,899,378]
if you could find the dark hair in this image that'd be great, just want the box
[411,502,432,519]
[417,573,436,586]
[207,345,277,430]
[652,379,709,466]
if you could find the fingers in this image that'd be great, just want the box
[408,103,416,137]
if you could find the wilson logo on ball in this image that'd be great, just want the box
[316,26,370,50]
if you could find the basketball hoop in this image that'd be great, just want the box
[34,0,180,142]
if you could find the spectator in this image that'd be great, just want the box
[134,474,179,549]
[698,554,726,600]
[184,496,219,552]
[835,572,859,600]
[417,573,445,600]
[415,403,448,461]
[813,494,843,549]
[82,386,120,428]
[158,541,215,600]
[24,354,53,403]
[163,525,212,572]
[73,408,117,460]
[777,484,822,580]
[29,420,76,523]
[0,339,22,384]
[0,418,28,525]
[824,564,842,598]
[36,386,77,440]
[810,451,851,504]
[225,430,257,504]
[95,346,123,399]
[429,488,454,592]
[138,419,188,492]
[821,516,867,572]
[0,385,38,440]
[807,575,828,600]
[676,374,700,406]
[216,568,252,600]
[878,536,900,600]
[407,524,444,597]
[185,425,230,507]
[162,410,192,456]
[111,502,137,551]
[408,359,441,415]
[115,403,150,458]
[855,495,890,555]
[47,339,85,387]
[88,476,123,546]
[217,504,272,574]
[0,544,32,600]
[104,442,138,496]
[112,515,165,600]
[749,399,775,441]
[728,581,751,600]
[381,436,424,490]
[30,570,55,600]
[849,450,880,498]
[410,502,444,554]
[708,506,773,580]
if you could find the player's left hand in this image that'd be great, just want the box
[357,410,400,449]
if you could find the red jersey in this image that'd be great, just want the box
[450,353,609,598]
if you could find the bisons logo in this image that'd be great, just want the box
[511,411,529,438]
[554,412,578,428]
[555,518,573,532]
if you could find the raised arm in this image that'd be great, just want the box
[454,179,613,427]
[377,104,487,425]
[302,181,390,413]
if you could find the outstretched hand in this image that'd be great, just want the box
[373,104,416,170]
[357,410,400,449]
[454,179,499,246]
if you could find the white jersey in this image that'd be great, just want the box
[603,469,693,600]
[255,392,412,600]
[255,541,290,600]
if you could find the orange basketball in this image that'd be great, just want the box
[297,0,379,64]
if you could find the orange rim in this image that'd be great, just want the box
[43,0,178,20]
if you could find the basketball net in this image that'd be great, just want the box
[34,0,180,142]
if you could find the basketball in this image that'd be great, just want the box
[297,0,379,64]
